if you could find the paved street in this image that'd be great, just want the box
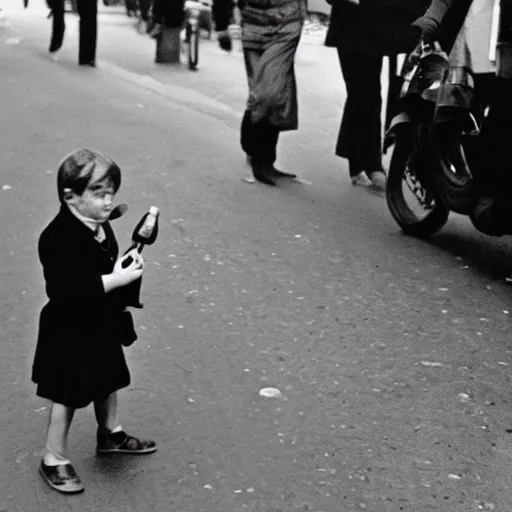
[2,3,512,511]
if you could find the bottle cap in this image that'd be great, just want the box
[149,206,159,216]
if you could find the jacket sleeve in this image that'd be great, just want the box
[412,0,453,35]
[38,230,107,304]
[212,0,234,31]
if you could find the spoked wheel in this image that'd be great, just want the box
[188,24,199,70]
[386,131,449,238]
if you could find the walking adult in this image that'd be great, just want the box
[325,0,430,191]
[76,0,99,66]
[239,0,307,186]
[43,0,98,66]
[46,0,65,55]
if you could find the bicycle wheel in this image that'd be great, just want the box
[188,25,199,70]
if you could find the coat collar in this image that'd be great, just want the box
[57,204,105,240]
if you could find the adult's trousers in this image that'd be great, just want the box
[76,0,98,64]
[48,0,65,53]
[336,52,383,176]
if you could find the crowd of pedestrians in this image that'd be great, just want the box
[37,0,510,198]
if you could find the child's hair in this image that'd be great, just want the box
[57,148,121,202]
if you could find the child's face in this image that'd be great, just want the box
[65,162,116,222]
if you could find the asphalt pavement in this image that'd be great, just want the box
[2,4,512,512]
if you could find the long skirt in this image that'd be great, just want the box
[244,22,302,130]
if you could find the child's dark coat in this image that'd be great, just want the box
[32,205,137,408]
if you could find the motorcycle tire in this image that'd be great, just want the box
[433,136,477,215]
[386,130,449,238]
[188,27,199,70]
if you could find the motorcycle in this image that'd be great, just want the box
[383,36,512,238]
[385,2,512,239]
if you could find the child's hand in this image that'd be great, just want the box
[102,250,145,292]
[114,250,144,283]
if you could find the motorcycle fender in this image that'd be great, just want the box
[383,112,412,153]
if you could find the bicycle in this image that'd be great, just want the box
[183,0,212,70]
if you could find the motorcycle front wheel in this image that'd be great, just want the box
[434,136,477,215]
[386,130,449,238]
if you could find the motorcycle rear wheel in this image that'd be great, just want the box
[386,131,449,238]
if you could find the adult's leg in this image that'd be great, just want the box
[48,0,65,53]
[471,77,512,234]
[465,73,498,189]
[241,49,263,159]
[336,52,383,177]
[77,0,98,65]
[242,36,300,184]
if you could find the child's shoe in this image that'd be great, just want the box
[96,429,157,455]
[39,460,84,494]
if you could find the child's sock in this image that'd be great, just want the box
[43,451,70,466]
[98,424,123,436]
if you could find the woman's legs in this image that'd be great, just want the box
[336,51,386,189]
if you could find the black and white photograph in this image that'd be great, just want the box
[1,0,512,508]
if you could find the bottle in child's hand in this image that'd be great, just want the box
[122,206,160,268]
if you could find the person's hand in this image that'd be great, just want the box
[113,249,145,286]
[217,31,232,52]
[412,16,440,43]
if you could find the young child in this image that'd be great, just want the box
[33,148,156,494]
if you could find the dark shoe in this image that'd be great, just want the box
[49,43,62,53]
[97,430,157,455]
[79,60,96,67]
[251,164,276,186]
[39,461,84,494]
[270,167,297,179]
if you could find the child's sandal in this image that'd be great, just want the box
[39,461,85,494]
[96,431,157,455]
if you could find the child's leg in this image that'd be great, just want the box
[94,392,156,455]
[94,391,121,433]
[44,403,75,464]
[39,403,84,494]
